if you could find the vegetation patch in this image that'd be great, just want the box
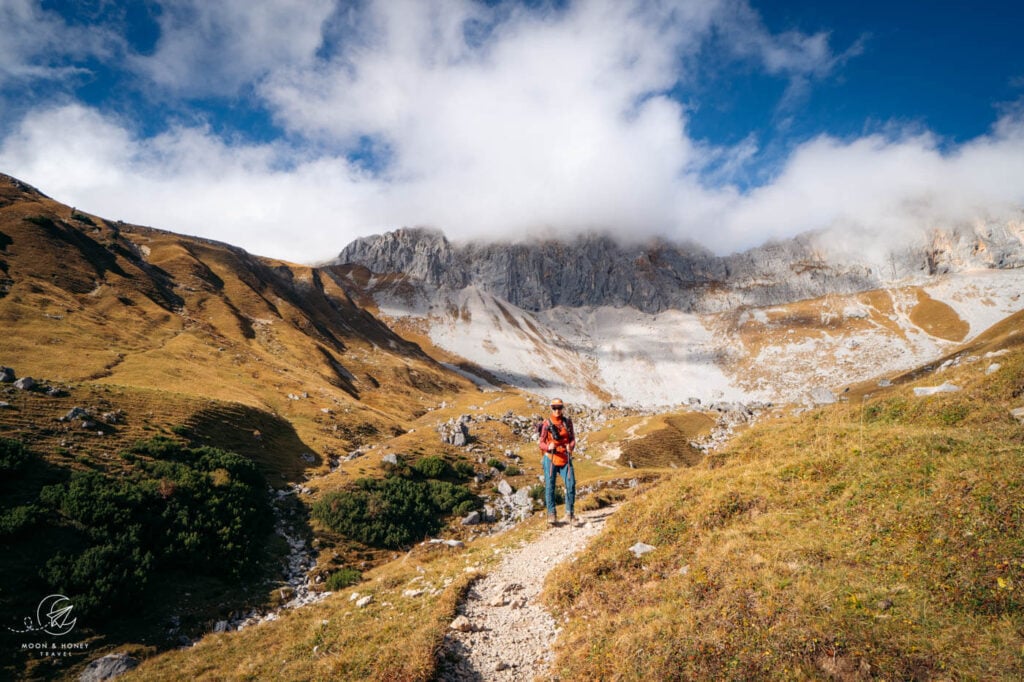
[312,475,479,549]
[2,437,273,621]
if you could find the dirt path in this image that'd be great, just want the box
[437,507,615,681]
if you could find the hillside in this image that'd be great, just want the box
[102,302,1024,682]
[0,173,485,680]
[0,174,479,457]
[544,313,1024,679]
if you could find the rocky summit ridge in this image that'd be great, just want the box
[331,221,1024,407]
[333,222,1024,314]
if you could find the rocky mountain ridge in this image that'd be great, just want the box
[330,223,1024,407]
[333,223,1024,314]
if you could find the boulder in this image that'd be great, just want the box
[78,653,139,682]
[0,367,14,383]
[61,407,90,422]
[497,480,513,497]
[450,615,473,632]
[913,383,961,397]
[13,377,36,391]
[461,511,482,526]
[438,418,470,446]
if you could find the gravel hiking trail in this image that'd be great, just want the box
[438,506,616,681]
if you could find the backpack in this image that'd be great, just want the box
[537,417,572,442]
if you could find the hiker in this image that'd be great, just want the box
[539,397,577,526]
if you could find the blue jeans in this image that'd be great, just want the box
[543,455,575,517]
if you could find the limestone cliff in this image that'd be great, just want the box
[333,222,1024,314]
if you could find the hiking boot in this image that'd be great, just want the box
[568,514,577,527]
[547,512,556,526]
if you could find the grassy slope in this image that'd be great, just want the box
[544,321,1024,679]
[0,175,471,461]
[0,175,481,680]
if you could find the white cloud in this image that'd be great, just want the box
[0,0,114,85]
[714,119,1024,255]
[1,0,1022,267]
[131,0,336,94]
[0,104,386,262]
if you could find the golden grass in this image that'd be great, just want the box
[544,341,1024,680]
[121,515,552,682]
[909,288,969,342]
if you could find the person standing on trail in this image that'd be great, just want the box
[539,398,577,526]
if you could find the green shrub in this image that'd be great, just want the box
[36,439,272,618]
[454,461,476,478]
[0,437,32,475]
[487,458,505,471]
[412,456,451,479]
[313,476,479,549]
[325,567,362,591]
[0,504,38,537]
[505,465,522,477]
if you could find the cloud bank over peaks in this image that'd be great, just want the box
[0,0,1022,264]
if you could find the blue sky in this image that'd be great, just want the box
[1,0,1022,263]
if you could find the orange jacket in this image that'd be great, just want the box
[539,415,575,466]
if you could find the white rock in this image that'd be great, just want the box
[913,382,961,397]
[987,363,1002,374]
[356,595,373,608]
[628,542,656,558]
[450,615,473,632]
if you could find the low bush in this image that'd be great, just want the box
[0,437,32,475]
[313,476,480,549]
[35,438,272,617]
[486,458,505,471]
[411,455,451,479]
[0,504,38,537]
[71,211,96,226]
[325,567,363,591]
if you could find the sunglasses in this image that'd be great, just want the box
[550,405,563,410]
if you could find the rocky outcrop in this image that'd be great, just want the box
[79,653,139,681]
[333,222,1024,314]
